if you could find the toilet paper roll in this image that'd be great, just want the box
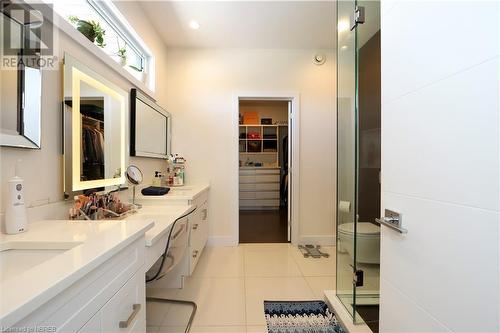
[338,200,351,213]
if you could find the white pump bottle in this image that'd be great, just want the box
[5,160,28,234]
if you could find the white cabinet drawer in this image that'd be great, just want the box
[147,216,189,279]
[239,191,280,199]
[13,238,145,332]
[189,189,208,209]
[188,201,208,275]
[190,202,208,249]
[255,169,280,175]
[240,175,279,184]
[101,269,146,333]
[78,311,102,333]
[239,168,280,176]
[240,183,280,191]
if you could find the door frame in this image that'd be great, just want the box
[232,91,300,245]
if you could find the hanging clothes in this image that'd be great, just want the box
[81,120,105,180]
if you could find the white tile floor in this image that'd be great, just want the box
[146,243,336,333]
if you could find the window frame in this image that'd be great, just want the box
[45,0,156,94]
[86,0,154,90]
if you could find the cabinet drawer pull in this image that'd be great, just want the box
[192,223,199,230]
[192,250,199,258]
[202,209,208,220]
[119,303,141,328]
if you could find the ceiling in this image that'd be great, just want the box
[137,1,336,49]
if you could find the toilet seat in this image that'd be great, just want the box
[338,222,380,238]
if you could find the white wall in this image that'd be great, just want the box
[380,1,499,332]
[165,48,336,244]
[0,2,168,214]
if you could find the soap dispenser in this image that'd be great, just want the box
[5,160,28,234]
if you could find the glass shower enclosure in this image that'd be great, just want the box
[336,0,381,327]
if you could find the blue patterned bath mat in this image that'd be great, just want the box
[264,300,346,333]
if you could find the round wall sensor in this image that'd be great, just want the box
[313,53,326,65]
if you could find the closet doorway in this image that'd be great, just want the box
[237,96,298,244]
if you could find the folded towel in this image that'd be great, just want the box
[141,186,170,196]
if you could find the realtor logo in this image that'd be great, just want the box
[1,0,57,69]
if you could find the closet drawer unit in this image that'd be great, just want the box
[240,174,280,184]
[239,191,280,200]
[255,169,280,175]
[239,168,280,176]
[101,269,146,333]
[239,183,280,192]
[239,199,280,207]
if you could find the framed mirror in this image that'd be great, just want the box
[0,7,42,149]
[63,53,128,197]
[130,88,171,159]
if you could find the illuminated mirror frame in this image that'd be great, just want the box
[63,53,127,194]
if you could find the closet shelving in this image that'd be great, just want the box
[239,124,280,167]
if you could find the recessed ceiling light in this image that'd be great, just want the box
[189,20,200,30]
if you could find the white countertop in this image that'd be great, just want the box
[0,218,154,327]
[135,184,209,204]
[128,205,194,246]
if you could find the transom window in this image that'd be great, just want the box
[53,0,154,90]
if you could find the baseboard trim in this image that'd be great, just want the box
[299,235,336,246]
[207,235,237,246]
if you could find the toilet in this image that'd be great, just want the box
[338,222,380,264]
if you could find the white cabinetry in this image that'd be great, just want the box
[11,238,147,333]
[188,199,208,275]
[142,186,210,288]
[239,168,280,209]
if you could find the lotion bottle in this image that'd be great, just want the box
[5,160,28,234]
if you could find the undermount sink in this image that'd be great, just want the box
[0,241,82,281]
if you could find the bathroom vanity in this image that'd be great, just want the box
[0,188,209,332]
[135,185,210,280]
[0,219,154,331]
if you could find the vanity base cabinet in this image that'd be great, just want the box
[188,199,209,275]
[11,237,147,333]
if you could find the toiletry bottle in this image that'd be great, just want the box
[5,160,28,234]
[179,168,185,186]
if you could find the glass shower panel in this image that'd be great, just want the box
[336,0,357,318]
[354,0,381,322]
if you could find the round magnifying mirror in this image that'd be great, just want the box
[126,165,143,208]
[126,165,143,185]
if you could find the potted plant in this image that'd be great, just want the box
[68,16,106,48]
[116,38,127,66]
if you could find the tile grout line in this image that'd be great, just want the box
[241,243,249,331]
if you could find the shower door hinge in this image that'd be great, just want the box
[350,6,365,31]
[353,269,364,287]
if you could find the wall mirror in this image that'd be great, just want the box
[0,8,42,149]
[130,88,171,159]
[63,53,128,196]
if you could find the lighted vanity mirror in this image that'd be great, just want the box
[63,53,127,196]
[0,10,42,149]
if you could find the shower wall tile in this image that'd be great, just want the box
[379,279,452,333]
[381,58,500,211]
[380,192,499,333]
[381,0,499,105]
